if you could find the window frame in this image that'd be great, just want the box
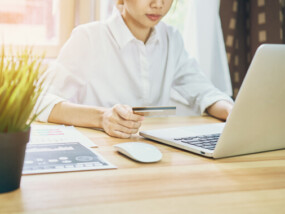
[75,0,100,26]
[1,0,76,58]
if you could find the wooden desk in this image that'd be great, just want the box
[1,116,285,214]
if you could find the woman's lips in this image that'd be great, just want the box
[146,14,162,21]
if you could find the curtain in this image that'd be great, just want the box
[220,0,285,98]
[183,0,233,96]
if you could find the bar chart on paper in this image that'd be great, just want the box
[22,125,116,174]
[23,142,116,174]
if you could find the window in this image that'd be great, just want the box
[0,0,75,57]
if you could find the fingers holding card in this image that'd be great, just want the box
[132,106,176,117]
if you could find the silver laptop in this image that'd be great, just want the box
[140,44,285,158]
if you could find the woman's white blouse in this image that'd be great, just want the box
[37,9,233,122]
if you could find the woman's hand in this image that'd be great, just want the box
[101,104,144,138]
[206,100,234,121]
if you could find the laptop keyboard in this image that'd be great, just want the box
[174,133,220,150]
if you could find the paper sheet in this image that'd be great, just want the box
[30,125,96,148]
[23,142,116,174]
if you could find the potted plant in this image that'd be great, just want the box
[0,47,48,193]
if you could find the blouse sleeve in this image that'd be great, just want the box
[35,26,91,122]
[171,30,233,115]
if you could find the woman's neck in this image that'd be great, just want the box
[121,10,152,44]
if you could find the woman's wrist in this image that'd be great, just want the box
[206,100,233,121]
[92,107,107,129]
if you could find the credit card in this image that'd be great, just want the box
[132,106,176,117]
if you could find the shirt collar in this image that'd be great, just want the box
[146,26,160,46]
[107,7,161,49]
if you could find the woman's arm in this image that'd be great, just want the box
[48,102,144,138]
[206,100,234,121]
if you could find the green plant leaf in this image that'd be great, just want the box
[0,47,49,133]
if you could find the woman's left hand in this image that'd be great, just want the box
[206,100,234,121]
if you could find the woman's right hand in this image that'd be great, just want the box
[101,104,144,138]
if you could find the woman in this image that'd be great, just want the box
[40,0,233,138]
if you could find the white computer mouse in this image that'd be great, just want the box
[114,142,162,163]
